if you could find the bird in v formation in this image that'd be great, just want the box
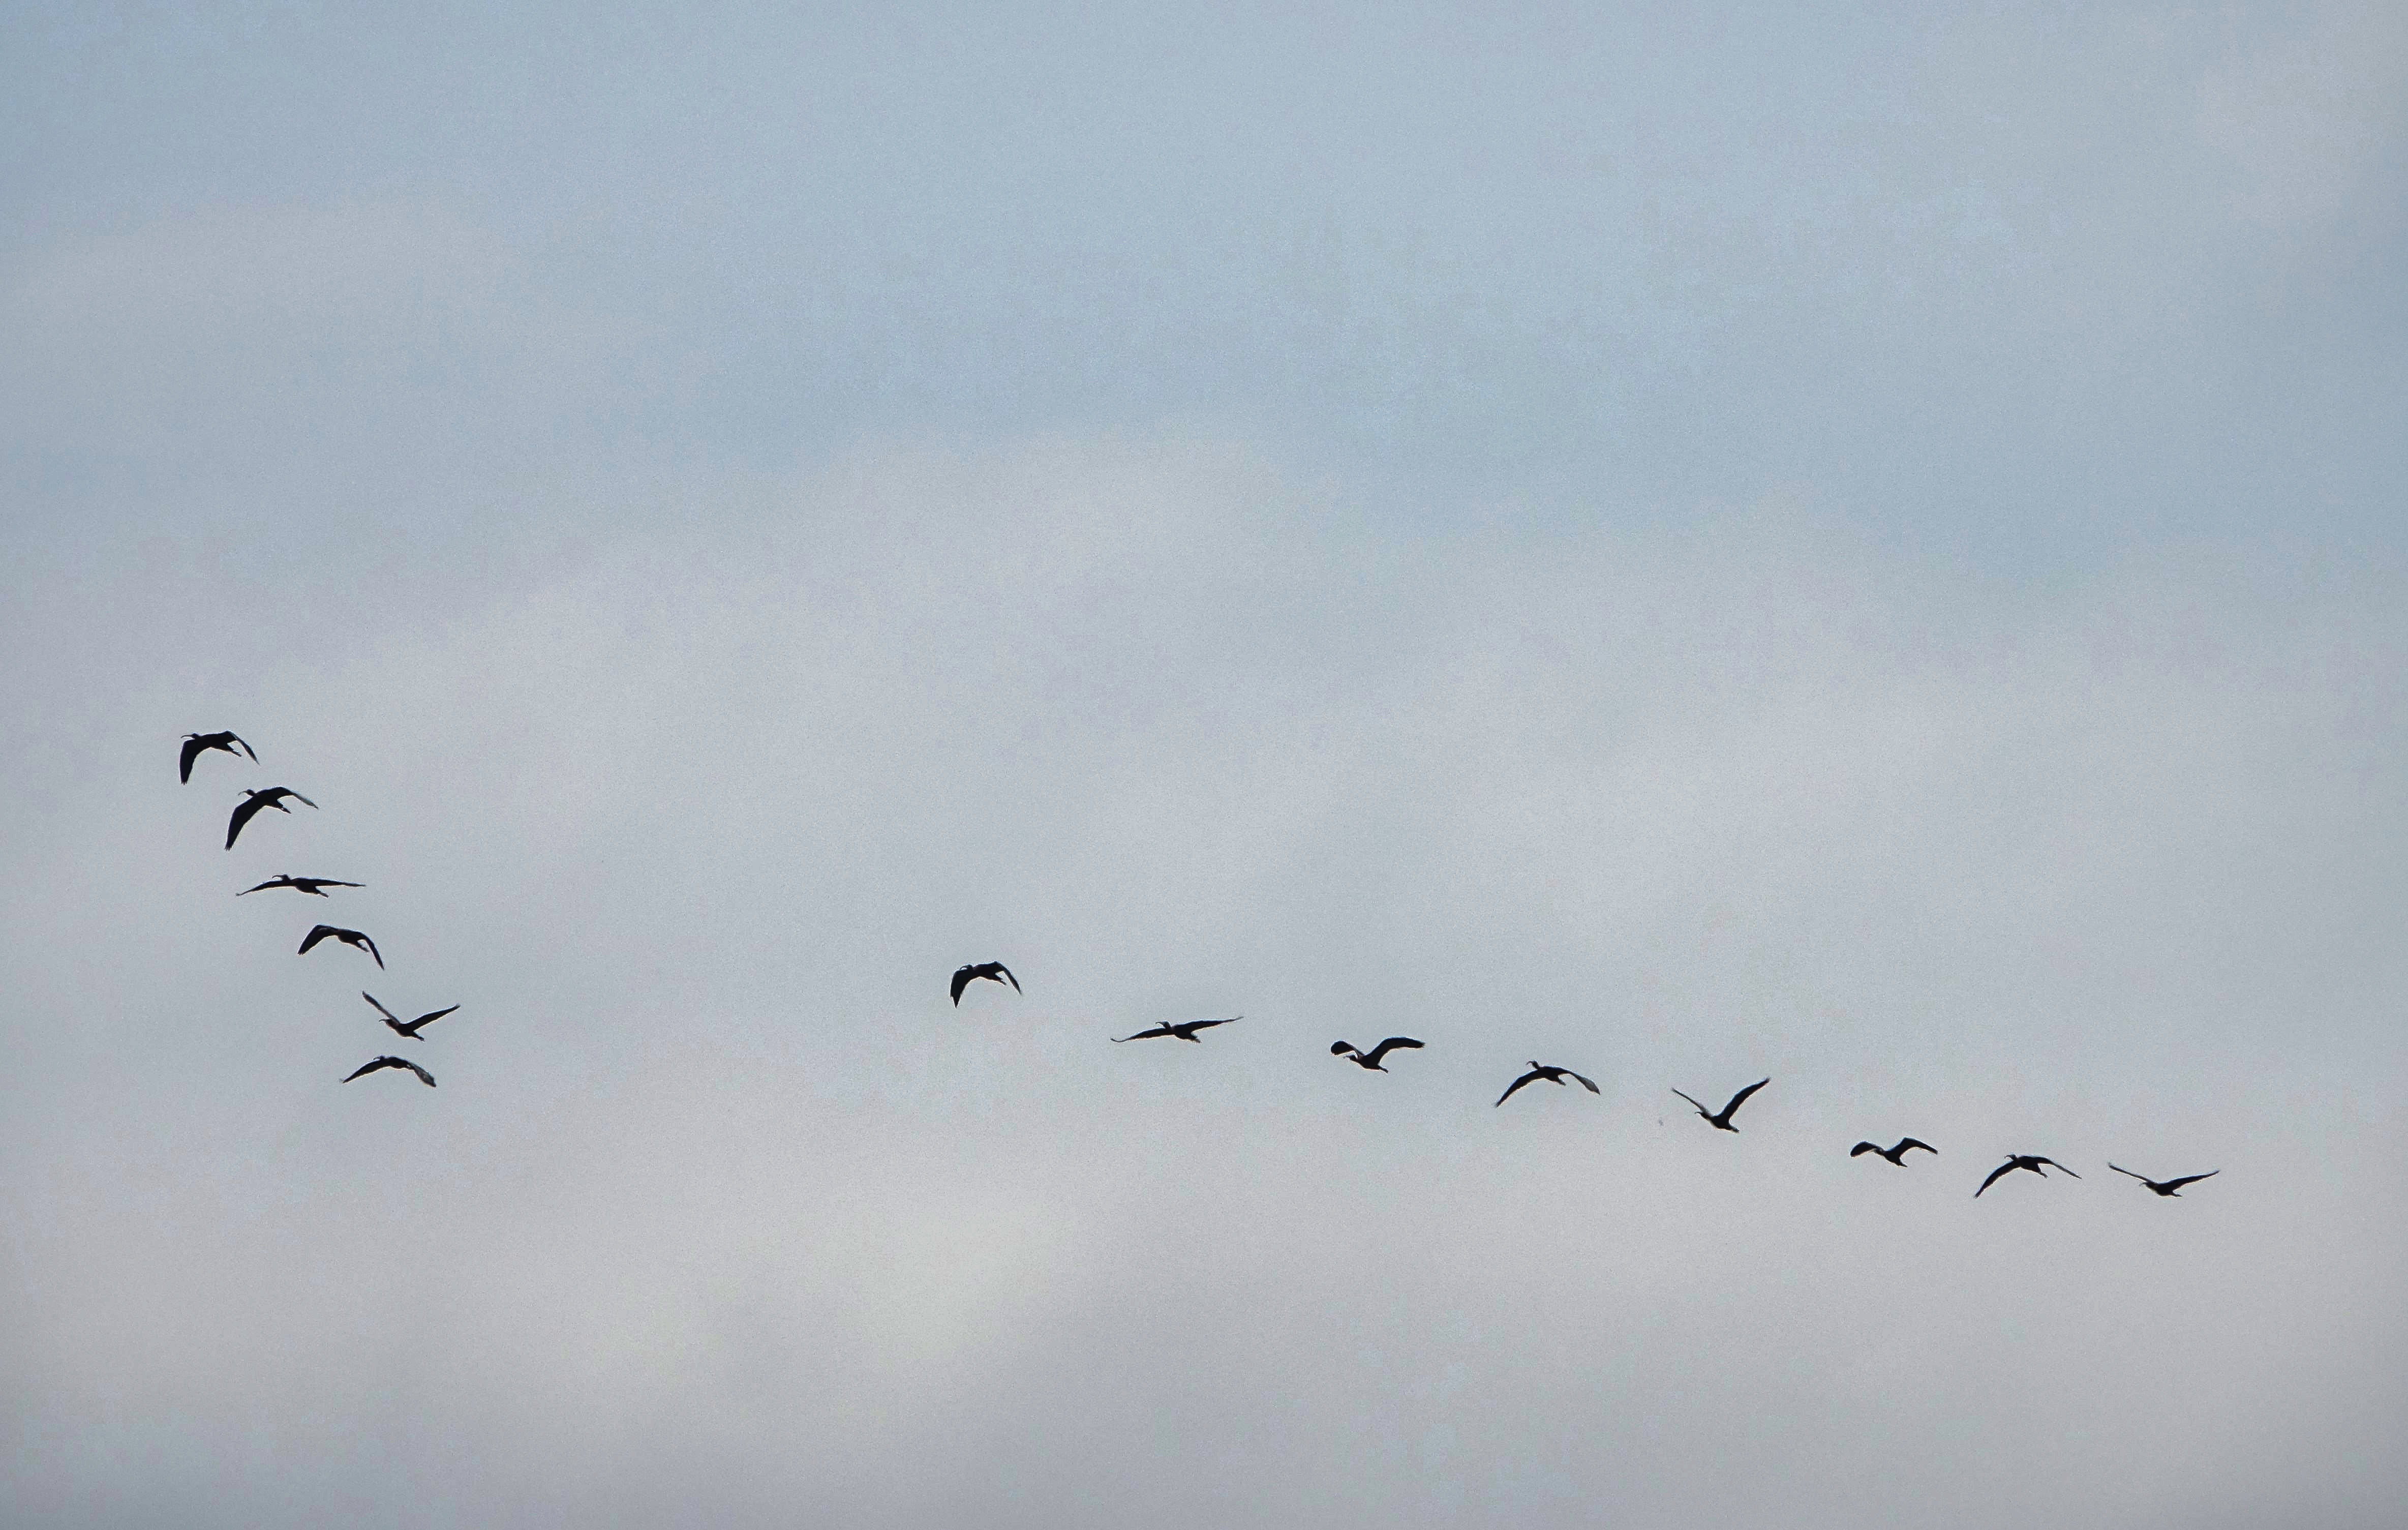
[1113,1016,1240,1043]
[1850,1137,1936,1165]
[1495,1061,1600,1107]
[180,731,256,784]
[1331,1037,1424,1071]
[952,962,1019,1005]
[299,923,382,969]
[363,992,459,1039]
[1975,1154,2079,1197]
[226,787,316,849]
[345,1056,436,1087]
[1672,1078,1771,1132]
[239,874,362,897]
[2110,1165,2218,1196]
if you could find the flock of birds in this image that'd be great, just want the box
[185,726,2221,1201]
[182,729,455,1089]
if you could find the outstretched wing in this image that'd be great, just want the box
[1849,1142,1881,1157]
[1723,1077,1771,1118]
[1496,1070,1542,1107]
[2034,1157,2079,1178]
[1183,1016,1239,1035]
[231,733,257,763]
[287,791,317,809]
[237,877,284,895]
[357,934,384,970]
[299,924,336,955]
[997,963,1021,993]
[362,992,400,1025]
[411,1005,461,1031]
[2108,1163,2150,1184]
[342,1058,397,1083]
[1568,1070,1600,1094]
[1897,1138,1936,1157]
[951,967,972,1005]
[1974,1161,2018,1197]
[1364,1037,1425,1066]
[2159,1171,2217,1191]
[400,1060,437,1087]
[227,795,266,849]
[1111,1025,1173,1043]
[180,736,205,784]
[1670,1089,1710,1117]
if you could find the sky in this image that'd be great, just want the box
[4,3,2405,1526]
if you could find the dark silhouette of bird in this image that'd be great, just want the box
[952,962,1021,1006]
[225,787,316,849]
[1331,1037,1424,1070]
[2110,1164,2218,1197]
[1975,1154,2080,1197]
[179,731,256,783]
[1672,1078,1771,1132]
[343,1056,435,1087]
[1495,1062,1600,1107]
[1112,1016,1240,1043]
[362,992,458,1039]
[1850,1137,1937,1165]
[238,874,362,897]
[299,924,382,969]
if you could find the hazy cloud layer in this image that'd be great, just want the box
[5,3,2404,1527]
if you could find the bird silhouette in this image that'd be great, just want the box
[1495,1062,1600,1107]
[1975,1154,2080,1197]
[1112,1016,1240,1043]
[1672,1078,1771,1132]
[362,992,458,1039]
[1849,1137,1937,1166]
[2109,1164,2218,1197]
[179,731,256,784]
[343,1056,435,1087]
[952,962,1021,1006]
[225,787,316,849]
[1331,1037,1425,1070]
[299,924,382,969]
[238,874,362,897]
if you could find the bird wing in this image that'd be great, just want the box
[357,933,383,969]
[951,967,971,1005]
[1569,1070,1600,1093]
[362,992,400,1023]
[1364,1037,1424,1066]
[412,1005,460,1030]
[997,963,1021,993]
[2035,1158,2079,1178]
[1974,1161,2018,1197]
[2108,1163,2149,1183]
[287,791,317,809]
[1111,1025,1173,1042]
[401,1060,437,1087]
[1496,1070,1543,1107]
[237,877,283,895]
[227,795,266,849]
[1849,1142,1880,1156]
[231,734,257,762]
[1898,1139,1936,1156]
[1723,1077,1771,1118]
[2160,1172,2217,1190]
[180,736,204,784]
[1189,1016,1239,1032]
[342,1058,395,1082]
[1670,1089,1710,1117]
[299,924,336,954]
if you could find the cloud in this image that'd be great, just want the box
[2198,1,2408,229]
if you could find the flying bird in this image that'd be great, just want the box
[238,874,362,897]
[2109,1164,2219,1197]
[1849,1137,1937,1166]
[1975,1154,2080,1198]
[1671,1078,1771,1132]
[1112,1016,1240,1043]
[1331,1037,1425,1071]
[343,1056,436,1087]
[362,992,459,1039]
[1495,1062,1600,1107]
[179,731,257,783]
[299,924,383,969]
[951,962,1021,1006]
[225,786,316,849]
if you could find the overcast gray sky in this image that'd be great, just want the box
[5,4,2405,1527]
